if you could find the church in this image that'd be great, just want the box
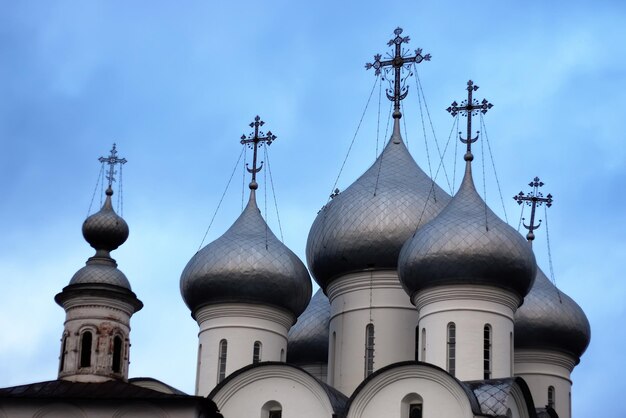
[0,28,590,418]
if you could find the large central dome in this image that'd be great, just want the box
[306,123,450,290]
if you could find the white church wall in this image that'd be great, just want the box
[195,303,294,396]
[210,364,338,418]
[327,270,419,395]
[515,349,576,418]
[346,363,474,418]
[414,285,520,381]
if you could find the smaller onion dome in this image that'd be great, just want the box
[287,289,330,365]
[515,268,590,362]
[399,162,536,300]
[180,191,312,318]
[306,121,450,290]
[82,187,129,255]
[63,186,132,290]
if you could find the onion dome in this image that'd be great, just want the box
[515,268,590,362]
[67,186,131,290]
[180,190,312,318]
[399,162,536,300]
[306,122,450,290]
[82,187,129,255]
[287,289,330,365]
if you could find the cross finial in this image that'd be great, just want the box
[514,176,553,241]
[98,143,127,188]
[365,27,431,119]
[240,116,276,190]
[447,80,493,162]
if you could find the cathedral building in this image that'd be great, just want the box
[0,28,590,418]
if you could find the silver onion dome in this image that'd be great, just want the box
[180,191,312,318]
[399,163,536,300]
[515,268,590,362]
[306,123,450,290]
[64,186,132,290]
[82,187,129,254]
[287,289,330,365]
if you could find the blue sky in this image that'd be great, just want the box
[0,1,624,415]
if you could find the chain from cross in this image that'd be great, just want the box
[365,27,431,118]
[447,80,493,161]
[514,176,553,241]
[98,143,127,187]
[240,116,276,190]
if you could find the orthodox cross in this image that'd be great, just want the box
[365,27,431,118]
[240,116,276,190]
[447,80,493,160]
[98,143,127,187]
[514,177,553,241]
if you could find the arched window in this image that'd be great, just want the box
[112,335,123,373]
[253,341,262,363]
[59,335,67,372]
[483,324,491,379]
[364,323,375,377]
[80,331,92,368]
[217,339,227,383]
[548,386,555,409]
[280,348,285,362]
[262,400,282,418]
[447,322,456,376]
[421,328,426,362]
[401,393,423,418]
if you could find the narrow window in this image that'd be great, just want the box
[409,403,423,418]
[280,348,285,362]
[262,401,282,418]
[447,322,456,376]
[421,328,426,362]
[217,339,227,383]
[483,324,491,379]
[510,332,513,376]
[112,336,123,373]
[59,335,67,372]
[80,331,92,368]
[364,323,375,377]
[329,331,336,385]
[195,344,202,394]
[415,326,419,361]
[401,393,423,418]
[548,386,555,409]
[253,341,262,363]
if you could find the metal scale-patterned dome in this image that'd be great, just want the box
[515,268,590,362]
[306,123,450,290]
[69,186,131,289]
[287,289,330,365]
[399,163,536,300]
[180,191,312,318]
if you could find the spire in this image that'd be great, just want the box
[240,116,276,191]
[447,80,493,162]
[98,143,127,188]
[365,27,431,120]
[514,177,553,242]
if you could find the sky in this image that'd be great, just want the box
[0,0,624,415]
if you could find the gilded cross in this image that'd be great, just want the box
[447,80,493,161]
[98,143,127,187]
[240,116,276,190]
[365,27,431,118]
[514,177,553,241]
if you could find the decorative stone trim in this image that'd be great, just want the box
[195,303,295,330]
